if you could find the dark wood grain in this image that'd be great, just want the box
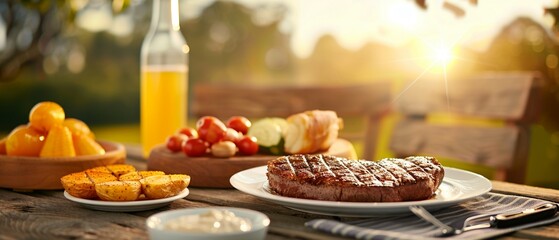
[390,71,543,183]
[193,83,392,119]
[2,182,558,240]
[0,190,147,240]
[396,72,542,121]
[1,157,558,240]
[0,187,347,240]
[491,180,559,203]
[390,119,519,168]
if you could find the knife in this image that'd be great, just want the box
[463,203,558,231]
[410,203,558,237]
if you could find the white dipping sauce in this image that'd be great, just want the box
[164,209,252,233]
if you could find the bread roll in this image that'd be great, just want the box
[284,110,341,154]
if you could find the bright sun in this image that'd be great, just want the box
[433,46,453,65]
[393,39,457,104]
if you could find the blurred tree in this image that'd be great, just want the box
[0,0,131,81]
[297,35,400,85]
[409,0,559,132]
[479,18,559,132]
[2,0,559,133]
[0,0,293,130]
[184,1,294,86]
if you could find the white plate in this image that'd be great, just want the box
[64,188,190,212]
[230,166,491,217]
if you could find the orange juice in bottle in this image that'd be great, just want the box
[141,0,189,157]
[140,66,187,157]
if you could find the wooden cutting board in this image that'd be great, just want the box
[147,139,356,188]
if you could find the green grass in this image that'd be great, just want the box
[90,124,141,144]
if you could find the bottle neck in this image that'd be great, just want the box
[150,0,180,31]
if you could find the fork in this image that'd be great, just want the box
[410,203,558,237]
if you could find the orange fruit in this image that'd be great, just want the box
[74,134,105,156]
[6,125,46,156]
[63,118,95,139]
[29,101,65,132]
[39,125,75,157]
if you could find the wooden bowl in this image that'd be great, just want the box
[147,139,356,188]
[0,140,126,190]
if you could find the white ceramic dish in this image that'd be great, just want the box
[64,188,189,212]
[146,207,270,240]
[230,166,492,217]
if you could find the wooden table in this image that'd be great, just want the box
[1,157,558,240]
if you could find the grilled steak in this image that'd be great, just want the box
[266,155,444,202]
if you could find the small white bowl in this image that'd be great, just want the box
[146,207,270,240]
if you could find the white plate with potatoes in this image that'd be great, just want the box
[61,164,191,212]
[64,188,189,212]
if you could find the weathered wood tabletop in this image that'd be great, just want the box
[1,157,558,240]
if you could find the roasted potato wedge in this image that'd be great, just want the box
[95,181,141,201]
[140,174,190,199]
[106,164,136,177]
[61,171,117,199]
[61,172,97,199]
[119,170,165,181]
[169,174,191,190]
[87,171,118,184]
[60,164,189,201]
[86,164,136,178]
[85,166,111,174]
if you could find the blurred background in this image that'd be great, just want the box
[1,0,559,187]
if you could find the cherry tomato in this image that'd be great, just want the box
[236,136,259,155]
[177,127,198,138]
[226,116,251,135]
[196,116,227,144]
[222,128,241,142]
[166,134,188,152]
[182,138,209,157]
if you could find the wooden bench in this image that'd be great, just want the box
[192,82,392,160]
[390,72,544,183]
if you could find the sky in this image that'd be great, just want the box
[75,0,559,58]
[289,0,558,58]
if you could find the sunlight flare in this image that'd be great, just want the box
[433,46,453,65]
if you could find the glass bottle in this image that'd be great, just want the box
[140,0,189,157]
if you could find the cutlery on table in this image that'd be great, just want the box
[410,203,558,237]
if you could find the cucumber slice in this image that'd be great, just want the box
[260,139,285,155]
[270,118,288,136]
[248,118,285,147]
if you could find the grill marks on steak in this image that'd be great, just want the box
[343,160,383,187]
[406,156,445,188]
[267,155,444,202]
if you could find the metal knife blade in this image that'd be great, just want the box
[463,203,558,232]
